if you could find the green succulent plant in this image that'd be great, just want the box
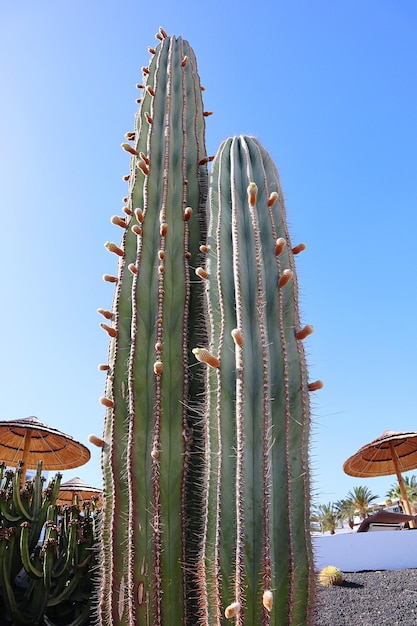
[0,462,98,626]
[319,566,343,587]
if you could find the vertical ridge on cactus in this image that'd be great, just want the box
[202,135,315,625]
[99,33,208,626]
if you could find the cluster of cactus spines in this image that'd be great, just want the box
[197,135,317,625]
[0,462,97,625]
[318,566,343,587]
[96,28,322,626]
[96,28,209,625]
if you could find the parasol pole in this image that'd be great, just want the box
[389,442,415,526]
[20,429,33,484]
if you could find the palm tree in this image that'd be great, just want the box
[335,498,357,529]
[312,503,342,535]
[346,485,379,520]
[386,475,417,512]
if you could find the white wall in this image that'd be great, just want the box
[313,531,417,572]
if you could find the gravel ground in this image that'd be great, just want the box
[313,568,417,625]
[2,570,416,625]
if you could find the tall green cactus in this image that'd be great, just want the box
[96,29,320,626]
[198,135,318,625]
[97,29,209,625]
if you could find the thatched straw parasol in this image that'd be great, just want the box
[343,430,417,516]
[0,416,90,482]
[57,476,101,505]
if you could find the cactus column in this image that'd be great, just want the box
[98,30,209,626]
[199,135,318,625]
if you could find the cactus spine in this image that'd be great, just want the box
[200,136,315,625]
[99,31,208,625]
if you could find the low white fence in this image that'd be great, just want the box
[313,530,417,571]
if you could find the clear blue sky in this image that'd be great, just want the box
[1,1,416,507]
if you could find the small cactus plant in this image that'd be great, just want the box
[96,28,321,626]
[319,566,344,587]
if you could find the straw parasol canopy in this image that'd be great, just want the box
[0,416,91,482]
[343,430,417,516]
[57,476,102,506]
